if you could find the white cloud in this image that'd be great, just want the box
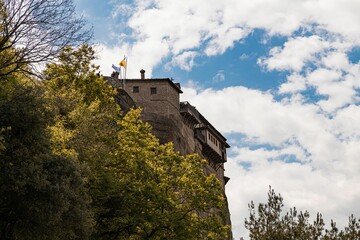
[93,44,126,76]
[269,39,360,113]
[94,38,169,77]
[258,36,330,72]
[166,51,198,71]
[182,86,324,146]
[94,0,360,79]
[110,3,134,19]
[205,27,250,56]
[322,51,351,70]
[239,53,249,61]
[212,70,225,82]
[278,73,307,94]
[332,105,360,141]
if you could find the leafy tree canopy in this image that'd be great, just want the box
[92,108,230,240]
[245,187,360,240]
[0,73,93,239]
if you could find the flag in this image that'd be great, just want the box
[120,58,126,68]
[112,64,120,73]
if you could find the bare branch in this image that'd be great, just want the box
[0,0,93,78]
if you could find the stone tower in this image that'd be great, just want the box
[105,70,232,232]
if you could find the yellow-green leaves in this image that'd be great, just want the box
[93,108,230,239]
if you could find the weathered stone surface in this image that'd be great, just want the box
[113,88,136,113]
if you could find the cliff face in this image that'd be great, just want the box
[113,88,136,113]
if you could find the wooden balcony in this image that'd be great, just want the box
[180,101,201,125]
[201,142,226,164]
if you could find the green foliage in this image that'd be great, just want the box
[0,75,93,239]
[339,215,360,239]
[245,187,360,240]
[92,108,230,240]
[0,126,9,152]
[43,45,120,164]
[44,45,116,105]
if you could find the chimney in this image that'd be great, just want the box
[140,69,145,79]
[175,83,181,90]
[111,71,119,80]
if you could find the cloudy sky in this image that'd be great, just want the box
[75,0,360,238]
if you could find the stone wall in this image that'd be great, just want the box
[124,79,181,118]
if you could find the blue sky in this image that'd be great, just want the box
[75,0,360,239]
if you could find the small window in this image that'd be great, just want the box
[133,86,139,93]
[150,87,157,94]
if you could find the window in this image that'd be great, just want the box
[133,86,139,93]
[150,87,157,94]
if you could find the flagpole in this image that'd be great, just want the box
[119,64,122,82]
[123,56,127,88]
[118,56,127,89]
[124,56,127,80]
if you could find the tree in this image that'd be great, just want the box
[0,0,92,77]
[245,187,360,240]
[0,127,6,151]
[43,44,120,170]
[0,74,93,239]
[339,215,360,239]
[91,108,230,240]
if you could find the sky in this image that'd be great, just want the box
[74,0,360,239]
